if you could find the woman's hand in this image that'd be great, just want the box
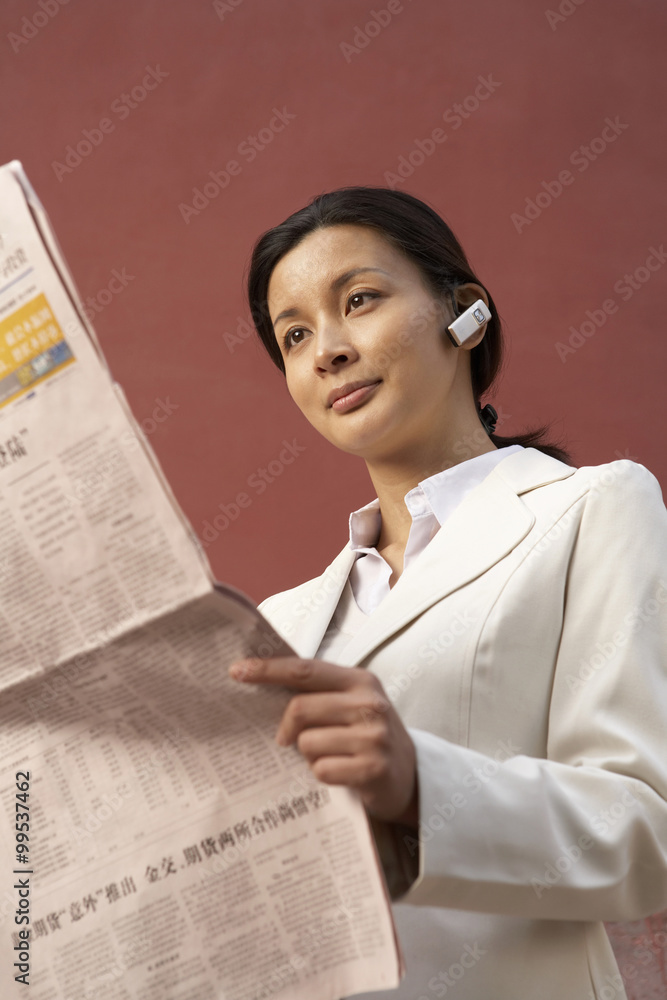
[229,656,418,827]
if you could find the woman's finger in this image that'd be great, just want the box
[295,723,388,761]
[229,655,369,692]
[306,754,412,819]
[277,689,390,745]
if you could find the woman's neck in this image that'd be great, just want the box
[366,434,497,558]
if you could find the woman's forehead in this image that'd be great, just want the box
[267,225,414,303]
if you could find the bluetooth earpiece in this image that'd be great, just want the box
[446,293,492,347]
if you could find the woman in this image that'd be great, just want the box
[229,187,667,999]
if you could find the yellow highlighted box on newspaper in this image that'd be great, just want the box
[0,292,75,407]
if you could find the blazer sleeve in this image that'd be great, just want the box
[395,460,667,921]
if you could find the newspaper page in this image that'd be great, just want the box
[0,161,402,1000]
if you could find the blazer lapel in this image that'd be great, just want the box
[290,448,577,664]
[288,545,357,658]
[338,470,532,665]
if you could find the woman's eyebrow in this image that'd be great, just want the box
[330,266,392,292]
[272,267,391,327]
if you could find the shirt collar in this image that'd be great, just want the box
[348,445,524,551]
[349,496,382,551]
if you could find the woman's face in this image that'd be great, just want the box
[266,224,483,465]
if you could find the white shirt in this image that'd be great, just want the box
[317,445,524,662]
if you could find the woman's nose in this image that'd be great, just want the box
[314,323,359,371]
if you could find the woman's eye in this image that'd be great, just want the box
[347,291,376,311]
[284,328,307,349]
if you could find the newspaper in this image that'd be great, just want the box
[0,161,402,1000]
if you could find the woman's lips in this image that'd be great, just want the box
[330,381,381,413]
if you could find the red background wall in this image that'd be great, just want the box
[1,0,665,605]
[1,1,666,991]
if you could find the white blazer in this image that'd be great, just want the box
[259,447,667,1000]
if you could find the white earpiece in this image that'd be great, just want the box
[447,298,492,347]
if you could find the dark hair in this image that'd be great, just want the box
[246,186,571,464]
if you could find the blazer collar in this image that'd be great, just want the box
[288,448,577,664]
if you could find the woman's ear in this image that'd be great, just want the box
[447,283,491,350]
[451,282,490,313]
